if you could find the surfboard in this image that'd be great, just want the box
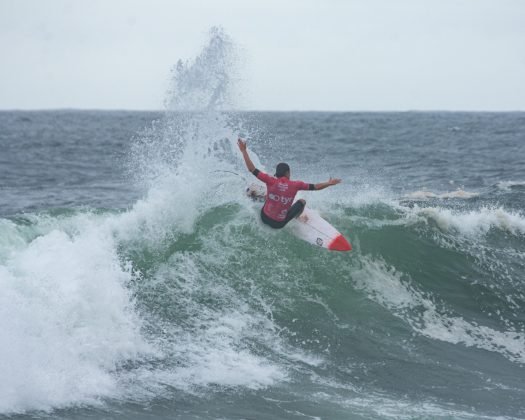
[246,183,352,252]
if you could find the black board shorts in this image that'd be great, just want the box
[260,200,306,229]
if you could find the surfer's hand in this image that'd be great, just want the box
[314,178,341,190]
[328,178,341,186]
[237,138,247,152]
[239,138,256,172]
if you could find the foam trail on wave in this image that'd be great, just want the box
[312,382,508,420]
[352,258,525,364]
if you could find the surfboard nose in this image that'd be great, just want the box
[328,234,352,251]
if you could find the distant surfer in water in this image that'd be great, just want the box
[238,138,341,229]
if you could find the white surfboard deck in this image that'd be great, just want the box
[246,183,351,252]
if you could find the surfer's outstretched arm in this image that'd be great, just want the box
[314,178,341,190]
[237,138,256,173]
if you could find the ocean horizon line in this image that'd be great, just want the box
[1,108,524,113]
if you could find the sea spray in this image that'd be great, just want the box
[165,26,239,112]
[0,28,285,414]
[129,27,244,190]
[108,26,290,396]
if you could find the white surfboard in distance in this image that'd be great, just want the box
[246,183,352,252]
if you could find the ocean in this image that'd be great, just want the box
[1,31,525,420]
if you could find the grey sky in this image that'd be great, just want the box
[1,0,524,111]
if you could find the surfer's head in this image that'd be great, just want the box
[275,162,290,178]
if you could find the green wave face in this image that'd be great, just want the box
[2,183,523,418]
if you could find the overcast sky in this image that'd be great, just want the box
[1,0,524,111]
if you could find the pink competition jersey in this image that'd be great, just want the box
[255,170,312,221]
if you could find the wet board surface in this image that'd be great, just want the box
[246,183,351,251]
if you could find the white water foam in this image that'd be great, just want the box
[0,214,152,413]
[0,163,286,414]
[496,180,525,191]
[125,246,287,394]
[405,189,479,200]
[412,206,525,238]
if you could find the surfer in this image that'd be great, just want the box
[238,138,341,229]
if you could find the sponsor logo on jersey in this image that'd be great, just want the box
[268,193,293,205]
[277,182,289,192]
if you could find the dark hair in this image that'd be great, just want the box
[275,162,290,178]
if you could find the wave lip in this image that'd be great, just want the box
[414,205,525,237]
